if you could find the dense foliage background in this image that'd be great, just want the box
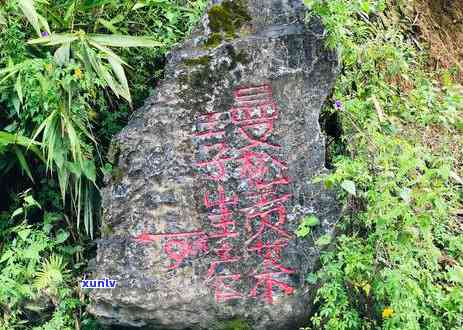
[0,0,461,329]
[0,0,206,328]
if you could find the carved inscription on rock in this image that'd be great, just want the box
[135,84,296,304]
[89,1,341,328]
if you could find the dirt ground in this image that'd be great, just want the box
[412,0,463,81]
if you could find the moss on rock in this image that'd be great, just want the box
[183,55,211,67]
[205,0,251,48]
[216,319,252,330]
[204,33,224,49]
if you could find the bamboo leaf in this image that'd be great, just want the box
[97,18,119,34]
[88,34,162,48]
[0,131,40,148]
[132,2,147,10]
[107,55,131,103]
[88,40,129,66]
[81,0,114,9]
[0,64,21,85]
[82,160,96,182]
[341,180,357,196]
[13,146,34,182]
[0,12,7,25]
[54,42,71,66]
[57,164,69,203]
[63,1,75,23]
[15,73,23,105]
[37,13,50,34]
[18,0,41,36]
[28,33,78,46]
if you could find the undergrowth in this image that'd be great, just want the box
[304,0,463,329]
[0,0,206,328]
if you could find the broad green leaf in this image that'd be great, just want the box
[316,234,332,246]
[89,34,163,48]
[296,224,311,238]
[296,216,319,238]
[18,0,41,36]
[43,223,53,234]
[57,165,69,202]
[0,64,21,85]
[132,2,147,10]
[362,283,371,296]
[18,228,31,241]
[305,272,318,285]
[54,42,71,66]
[24,195,41,209]
[55,229,70,244]
[399,187,412,204]
[28,33,78,46]
[66,161,82,177]
[0,250,13,263]
[0,12,6,25]
[23,303,46,312]
[88,40,129,66]
[13,146,34,182]
[82,0,114,9]
[15,73,23,104]
[0,131,40,148]
[341,180,356,196]
[304,215,320,227]
[10,207,24,220]
[108,55,131,103]
[448,266,463,284]
[63,1,75,23]
[98,18,119,34]
[23,244,41,259]
[37,13,50,34]
[82,159,96,182]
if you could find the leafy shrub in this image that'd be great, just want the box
[0,1,206,328]
[0,191,86,329]
[303,0,463,329]
[0,0,206,236]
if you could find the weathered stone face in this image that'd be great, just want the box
[89,1,340,329]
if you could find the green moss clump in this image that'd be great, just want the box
[204,32,224,49]
[206,0,251,47]
[231,48,250,66]
[100,222,114,236]
[111,166,124,183]
[183,55,211,67]
[216,319,251,330]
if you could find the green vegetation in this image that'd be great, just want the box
[1,0,461,329]
[0,0,206,328]
[204,0,251,48]
[303,0,463,329]
[216,319,251,330]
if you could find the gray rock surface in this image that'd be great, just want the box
[88,0,340,329]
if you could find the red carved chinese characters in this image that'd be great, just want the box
[204,186,242,302]
[231,85,280,150]
[135,231,208,270]
[135,84,295,305]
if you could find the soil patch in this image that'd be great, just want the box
[412,0,463,81]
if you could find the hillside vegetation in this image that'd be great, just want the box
[0,0,461,329]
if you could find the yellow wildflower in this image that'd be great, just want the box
[382,307,394,319]
[74,68,83,79]
[45,63,53,73]
[88,110,98,120]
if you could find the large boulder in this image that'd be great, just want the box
[88,0,340,329]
